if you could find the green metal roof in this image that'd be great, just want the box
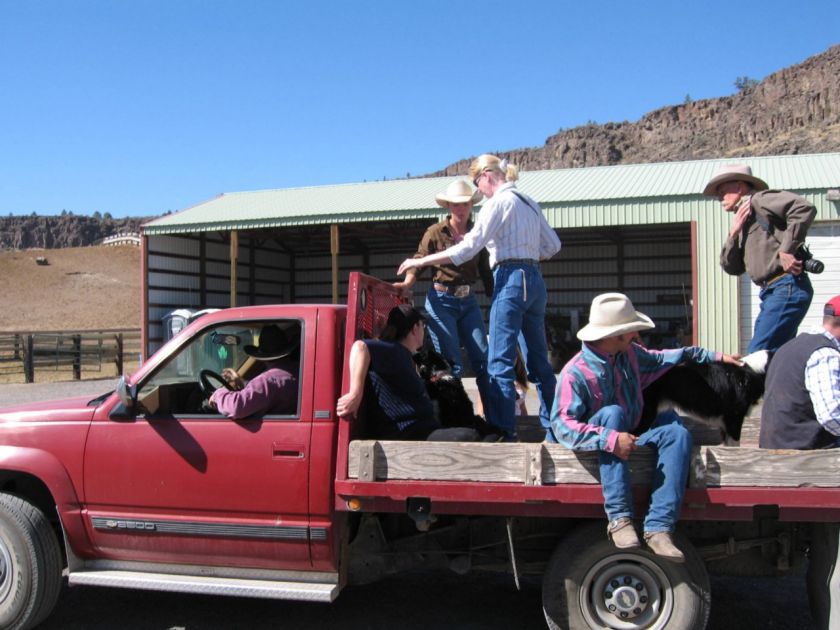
[144,152,840,235]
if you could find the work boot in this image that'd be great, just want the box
[644,531,685,563]
[607,517,640,549]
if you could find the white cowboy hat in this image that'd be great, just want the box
[435,179,483,208]
[577,293,655,342]
[702,164,769,197]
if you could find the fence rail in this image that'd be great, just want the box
[0,329,141,383]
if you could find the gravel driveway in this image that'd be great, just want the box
[0,379,816,629]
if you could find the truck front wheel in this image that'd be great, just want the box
[0,493,63,630]
[542,521,710,630]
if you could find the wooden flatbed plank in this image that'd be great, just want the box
[539,444,659,485]
[348,441,705,486]
[701,446,840,488]
[348,441,531,482]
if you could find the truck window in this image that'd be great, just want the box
[135,320,301,417]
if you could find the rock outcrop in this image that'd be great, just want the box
[431,45,840,176]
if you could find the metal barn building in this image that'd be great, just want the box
[141,152,840,359]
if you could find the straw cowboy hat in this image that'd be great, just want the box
[702,164,769,197]
[576,293,655,342]
[244,324,299,360]
[435,179,483,208]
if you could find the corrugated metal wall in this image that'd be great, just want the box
[144,188,838,357]
[146,233,289,352]
[144,223,694,361]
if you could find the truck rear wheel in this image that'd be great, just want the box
[0,493,63,630]
[542,521,710,630]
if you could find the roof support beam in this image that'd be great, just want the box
[229,229,239,307]
[330,224,339,304]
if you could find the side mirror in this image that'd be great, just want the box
[115,375,137,409]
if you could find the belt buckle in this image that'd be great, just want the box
[453,285,470,298]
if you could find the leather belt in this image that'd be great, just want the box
[759,272,788,289]
[493,258,538,270]
[433,283,470,298]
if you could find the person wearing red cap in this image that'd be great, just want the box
[760,294,840,450]
[703,164,817,353]
[759,295,840,630]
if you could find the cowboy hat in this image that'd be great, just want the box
[435,179,483,208]
[244,324,299,360]
[576,293,655,342]
[702,164,769,197]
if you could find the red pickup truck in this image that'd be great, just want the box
[0,272,838,630]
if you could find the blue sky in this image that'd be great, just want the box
[0,1,836,218]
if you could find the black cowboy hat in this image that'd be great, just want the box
[244,324,299,361]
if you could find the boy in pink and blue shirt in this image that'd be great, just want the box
[549,293,740,561]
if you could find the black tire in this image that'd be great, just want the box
[542,521,710,630]
[0,493,63,630]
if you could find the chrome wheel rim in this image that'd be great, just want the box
[0,535,13,605]
[579,552,674,629]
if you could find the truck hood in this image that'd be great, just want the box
[0,395,103,424]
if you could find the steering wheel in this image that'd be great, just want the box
[199,369,233,397]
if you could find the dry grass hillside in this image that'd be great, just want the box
[0,246,140,332]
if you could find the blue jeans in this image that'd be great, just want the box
[485,263,556,439]
[749,272,813,353]
[424,289,490,408]
[590,405,691,533]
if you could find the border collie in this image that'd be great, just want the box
[413,346,501,439]
[640,350,771,444]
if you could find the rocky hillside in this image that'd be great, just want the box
[432,45,840,176]
[0,214,150,250]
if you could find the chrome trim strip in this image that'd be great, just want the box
[91,517,310,540]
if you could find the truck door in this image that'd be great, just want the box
[83,312,316,570]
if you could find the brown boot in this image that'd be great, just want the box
[643,531,685,563]
[607,517,640,549]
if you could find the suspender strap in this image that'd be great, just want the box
[511,190,540,215]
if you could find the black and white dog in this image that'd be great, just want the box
[640,350,771,444]
[413,346,502,439]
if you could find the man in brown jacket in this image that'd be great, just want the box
[703,164,816,353]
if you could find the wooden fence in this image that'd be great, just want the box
[0,329,141,383]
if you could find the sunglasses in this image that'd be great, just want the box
[473,170,486,187]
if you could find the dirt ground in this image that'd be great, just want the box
[0,245,140,331]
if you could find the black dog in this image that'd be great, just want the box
[640,350,771,443]
[413,346,502,439]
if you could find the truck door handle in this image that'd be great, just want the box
[272,442,305,459]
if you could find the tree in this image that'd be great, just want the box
[92,211,102,220]
[734,76,759,92]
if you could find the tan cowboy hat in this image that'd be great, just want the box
[435,179,483,208]
[577,293,655,342]
[702,164,769,197]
